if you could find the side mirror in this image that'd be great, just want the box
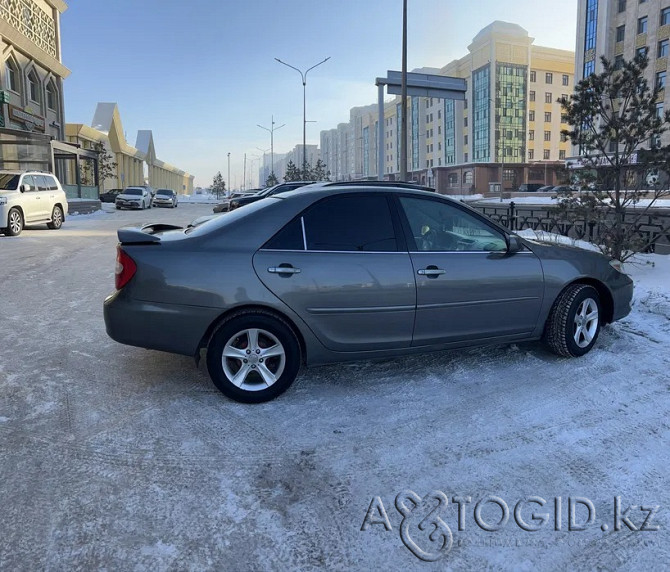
[20,184,31,193]
[507,235,523,254]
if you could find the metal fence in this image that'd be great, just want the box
[469,201,670,253]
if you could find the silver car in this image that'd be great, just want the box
[104,184,633,403]
[153,189,178,208]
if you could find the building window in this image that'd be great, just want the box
[637,46,649,59]
[662,7,670,26]
[530,70,536,82]
[562,74,569,86]
[528,149,534,160]
[27,70,40,103]
[543,149,550,160]
[529,129,535,141]
[545,72,553,84]
[657,71,667,90]
[530,90,536,101]
[616,25,625,43]
[464,117,468,127]
[638,16,648,35]
[464,153,468,162]
[529,110,535,121]
[615,55,625,69]
[464,135,468,144]
[656,102,664,118]
[559,150,566,160]
[561,113,568,123]
[5,59,19,92]
[545,92,552,103]
[545,112,552,122]
[46,81,57,110]
[659,39,669,58]
[544,130,551,141]
[561,133,568,142]
[618,0,626,13]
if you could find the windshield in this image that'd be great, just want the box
[123,188,143,196]
[156,190,173,196]
[0,174,20,191]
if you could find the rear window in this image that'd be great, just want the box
[186,197,278,236]
[123,188,143,196]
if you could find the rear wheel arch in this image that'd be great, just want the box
[197,305,307,365]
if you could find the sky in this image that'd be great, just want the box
[60,0,578,189]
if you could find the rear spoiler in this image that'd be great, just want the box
[117,223,183,244]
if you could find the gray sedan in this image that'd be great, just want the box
[104,184,633,403]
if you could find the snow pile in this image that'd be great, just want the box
[516,229,600,252]
[179,194,222,204]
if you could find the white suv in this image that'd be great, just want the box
[0,171,68,237]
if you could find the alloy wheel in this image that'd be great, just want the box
[573,297,599,348]
[221,328,286,391]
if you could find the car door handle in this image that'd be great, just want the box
[417,267,445,277]
[268,266,301,275]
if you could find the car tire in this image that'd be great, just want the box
[206,311,301,403]
[544,284,601,357]
[6,208,23,236]
[47,205,63,230]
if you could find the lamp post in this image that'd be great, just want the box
[274,56,331,172]
[227,152,231,197]
[257,116,284,180]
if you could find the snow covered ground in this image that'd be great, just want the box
[0,204,668,570]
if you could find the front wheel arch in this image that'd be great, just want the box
[564,278,614,325]
[197,305,307,366]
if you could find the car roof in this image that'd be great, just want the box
[316,180,436,192]
[272,182,454,202]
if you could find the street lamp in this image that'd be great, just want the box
[257,116,285,180]
[274,56,331,172]
[227,152,231,197]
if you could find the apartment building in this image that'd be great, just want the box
[576,0,670,142]
[319,21,574,194]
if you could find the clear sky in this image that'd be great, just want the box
[60,0,578,189]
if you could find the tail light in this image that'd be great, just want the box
[115,246,137,289]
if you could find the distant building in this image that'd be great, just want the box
[576,0,670,146]
[319,21,575,193]
[66,103,194,194]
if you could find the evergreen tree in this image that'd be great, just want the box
[559,54,670,261]
[265,172,279,186]
[310,159,331,181]
[284,160,302,182]
[211,171,227,199]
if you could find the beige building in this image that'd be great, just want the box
[66,103,194,194]
[0,0,69,140]
[319,21,575,193]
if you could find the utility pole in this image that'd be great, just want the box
[400,0,408,182]
[243,153,247,191]
[275,56,331,173]
[227,152,231,197]
[257,116,285,179]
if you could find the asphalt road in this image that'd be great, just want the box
[0,202,668,570]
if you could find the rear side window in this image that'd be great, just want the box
[35,175,50,191]
[302,194,397,251]
[264,218,304,250]
[44,176,59,190]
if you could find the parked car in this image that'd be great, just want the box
[100,188,122,203]
[0,170,68,236]
[213,189,265,213]
[228,181,316,211]
[115,187,152,210]
[153,189,178,208]
[550,185,574,193]
[517,183,544,192]
[536,185,554,193]
[104,183,633,403]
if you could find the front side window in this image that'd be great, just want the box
[399,196,507,252]
[21,175,37,191]
[303,194,397,252]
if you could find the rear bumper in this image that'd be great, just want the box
[104,290,221,356]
